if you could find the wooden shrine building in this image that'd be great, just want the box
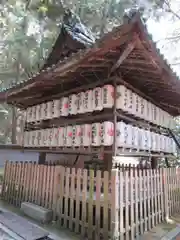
[0,10,180,170]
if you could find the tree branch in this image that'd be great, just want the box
[164,0,180,20]
[156,34,180,43]
[171,62,180,66]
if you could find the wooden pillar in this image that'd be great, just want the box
[104,153,112,171]
[38,152,46,164]
[112,78,117,167]
[75,155,85,169]
[165,157,170,167]
[151,157,158,169]
[111,78,119,239]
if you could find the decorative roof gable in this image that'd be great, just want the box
[42,9,95,69]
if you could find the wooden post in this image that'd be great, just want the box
[163,168,170,222]
[38,152,46,164]
[104,153,112,171]
[165,157,170,167]
[151,157,158,169]
[112,77,117,165]
[111,168,119,240]
[111,78,119,239]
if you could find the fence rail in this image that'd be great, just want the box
[1,161,180,239]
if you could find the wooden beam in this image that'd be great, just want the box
[13,76,117,108]
[25,111,114,131]
[23,146,112,155]
[117,151,174,158]
[110,40,137,74]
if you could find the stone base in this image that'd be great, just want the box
[21,202,53,224]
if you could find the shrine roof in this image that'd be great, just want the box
[1,10,180,116]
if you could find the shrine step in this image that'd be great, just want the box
[21,202,53,224]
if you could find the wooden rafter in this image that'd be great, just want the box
[79,63,110,68]
[119,65,157,74]
[127,74,171,86]
[137,38,162,72]
[123,58,152,66]
[160,102,180,112]
[110,38,137,74]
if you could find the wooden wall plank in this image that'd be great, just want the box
[2,161,8,198]
[88,169,94,239]
[10,162,16,205]
[24,163,30,203]
[81,169,87,237]
[153,169,158,225]
[95,170,101,240]
[57,166,65,224]
[2,161,9,200]
[33,163,38,204]
[36,165,42,206]
[29,163,34,203]
[75,168,81,233]
[13,162,18,205]
[49,164,55,209]
[119,170,124,240]
[130,169,135,239]
[15,162,21,207]
[143,169,147,232]
[125,170,129,240]
[147,169,151,230]
[174,168,178,212]
[19,162,25,205]
[134,168,138,239]
[42,165,47,207]
[159,168,164,221]
[139,169,143,235]
[63,168,70,229]
[177,168,180,213]
[45,165,51,209]
[52,166,61,221]
[69,168,75,231]
[150,169,155,228]
[103,171,109,240]
[157,169,161,223]
[6,162,11,203]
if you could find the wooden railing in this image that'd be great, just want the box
[1,161,179,239]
